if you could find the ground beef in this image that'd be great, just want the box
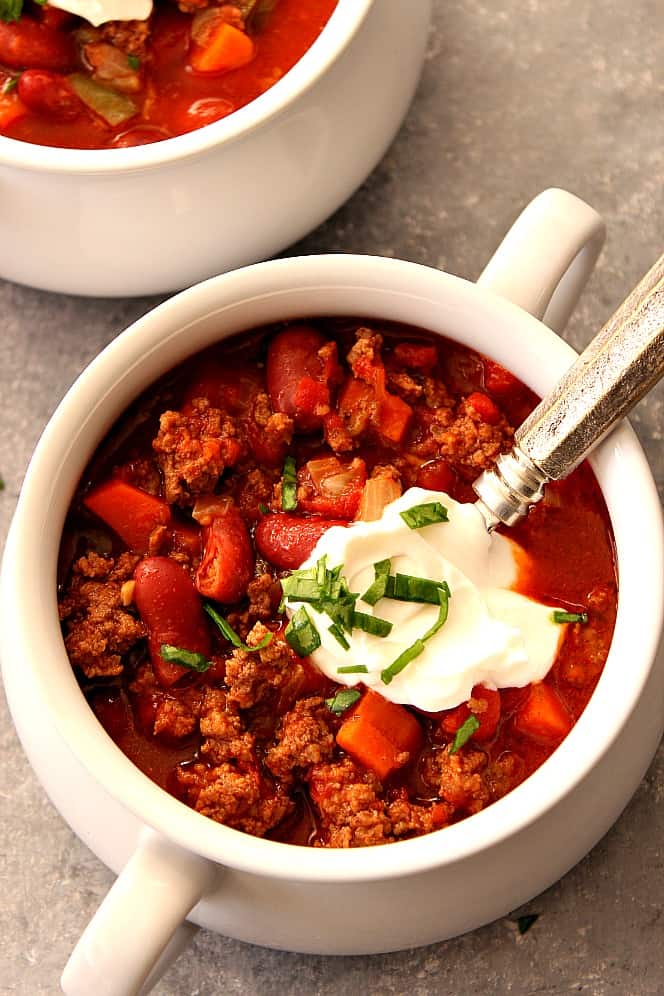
[266,697,336,782]
[323,412,354,452]
[152,398,244,504]
[386,790,452,837]
[175,762,293,836]
[347,327,383,377]
[424,399,513,479]
[424,746,491,814]
[225,624,303,710]
[129,664,202,739]
[99,18,150,56]
[199,688,256,768]
[119,458,161,495]
[387,369,424,403]
[308,757,393,848]
[59,551,145,678]
[557,584,616,687]
[250,392,294,449]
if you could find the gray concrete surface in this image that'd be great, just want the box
[1,1,663,994]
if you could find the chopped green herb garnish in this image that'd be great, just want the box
[127,54,141,70]
[351,610,392,638]
[337,664,368,674]
[552,610,588,625]
[204,603,273,652]
[285,606,321,657]
[400,501,449,530]
[421,585,450,641]
[325,688,361,715]
[0,0,22,21]
[328,623,350,651]
[160,644,211,672]
[381,584,451,685]
[386,573,450,605]
[361,558,392,606]
[450,715,480,754]
[281,455,298,511]
[258,502,269,514]
[1,75,18,94]
[381,639,426,685]
[515,913,539,935]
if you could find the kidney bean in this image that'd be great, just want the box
[255,513,347,570]
[134,557,211,687]
[266,325,340,432]
[195,507,254,603]
[416,458,456,494]
[0,20,77,72]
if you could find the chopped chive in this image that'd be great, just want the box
[361,558,392,606]
[328,623,351,651]
[280,575,325,602]
[281,455,298,511]
[160,644,211,672]
[325,688,361,715]
[421,586,450,641]
[381,639,425,685]
[204,603,273,652]
[380,582,451,685]
[1,75,18,94]
[337,664,368,674]
[551,610,588,625]
[386,574,450,605]
[400,501,449,529]
[450,715,480,754]
[352,610,393,637]
[258,502,269,514]
[285,606,321,657]
[127,54,141,70]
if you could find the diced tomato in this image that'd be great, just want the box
[0,90,27,128]
[393,342,438,373]
[416,458,456,494]
[439,685,501,743]
[513,682,572,744]
[466,391,501,425]
[376,391,413,445]
[336,689,424,781]
[255,513,347,570]
[195,506,254,603]
[134,557,211,687]
[84,479,172,554]
[483,358,523,397]
[299,456,367,520]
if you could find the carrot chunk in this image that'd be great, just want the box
[190,22,255,74]
[513,682,572,744]
[336,688,423,780]
[84,479,171,553]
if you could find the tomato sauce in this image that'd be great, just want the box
[0,0,338,149]
[59,320,618,847]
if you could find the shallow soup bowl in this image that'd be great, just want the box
[1,189,663,996]
[0,0,431,297]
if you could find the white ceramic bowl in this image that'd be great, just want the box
[0,0,430,297]
[2,190,662,996]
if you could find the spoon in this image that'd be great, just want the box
[474,252,664,530]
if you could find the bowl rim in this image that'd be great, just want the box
[2,253,663,884]
[0,0,372,174]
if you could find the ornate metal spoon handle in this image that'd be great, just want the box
[474,252,664,529]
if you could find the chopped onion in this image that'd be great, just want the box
[356,477,401,521]
[307,456,364,497]
[192,494,233,526]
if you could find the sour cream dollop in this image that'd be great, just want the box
[287,488,564,713]
[51,0,152,27]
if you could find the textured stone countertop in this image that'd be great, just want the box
[1,2,663,994]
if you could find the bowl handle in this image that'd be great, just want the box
[477,187,606,333]
[61,829,218,996]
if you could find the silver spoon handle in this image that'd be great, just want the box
[474,252,664,528]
